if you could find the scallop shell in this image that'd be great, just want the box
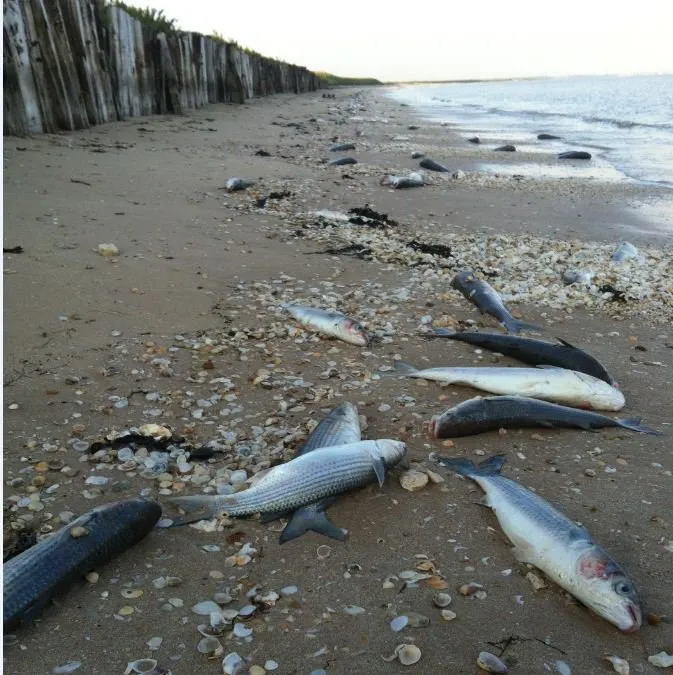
[477,651,508,673]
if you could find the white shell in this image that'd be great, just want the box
[390,615,408,632]
[397,644,422,666]
[604,656,629,675]
[197,637,223,658]
[124,660,158,675]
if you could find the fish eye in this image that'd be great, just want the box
[614,580,633,596]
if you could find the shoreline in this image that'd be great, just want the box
[3,88,672,675]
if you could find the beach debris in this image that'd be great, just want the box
[437,455,642,632]
[477,651,508,673]
[224,178,254,192]
[648,652,673,668]
[348,205,398,228]
[96,243,119,257]
[399,469,429,492]
[604,655,630,674]
[612,242,639,263]
[383,644,422,666]
[3,246,24,254]
[380,172,424,189]
[405,240,451,258]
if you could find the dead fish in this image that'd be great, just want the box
[612,242,638,263]
[393,361,625,411]
[451,269,543,334]
[425,330,616,385]
[380,172,425,189]
[429,395,662,438]
[225,178,255,192]
[419,158,449,172]
[328,157,357,166]
[3,499,161,631]
[436,455,642,633]
[166,440,407,525]
[260,402,362,543]
[281,303,369,346]
[330,142,355,151]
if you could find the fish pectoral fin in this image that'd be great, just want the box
[279,507,347,544]
[511,544,535,565]
[372,457,387,487]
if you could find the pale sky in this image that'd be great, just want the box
[150,0,673,81]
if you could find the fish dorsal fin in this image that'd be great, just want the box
[556,337,579,349]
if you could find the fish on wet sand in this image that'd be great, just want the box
[281,304,369,346]
[451,269,543,334]
[436,455,642,633]
[260,402,362,543]
[380,172,425,189]
[3,499,162,631]
[225,177,255,192]
[429,395,662,438]
[425,330,617,386]
[393,361,625,411]
[166,439,407,525]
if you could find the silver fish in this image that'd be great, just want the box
[393,361,625,411]
[260,402,362,543]
[225,177,255,192]
[611,242,638,263]
[4,499,161,630]
[166,439,406,525]
[451,269,542,334]
[430,395,662,438]
[437,455,642,633]
[380,172,425,189]
[281,303,369,346]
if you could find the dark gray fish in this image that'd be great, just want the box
[538,133,561,140]
[558,151,592,160]
[425,330,616,385]
[419,158,449,172]
[328,157,357,166]
[330,142,355,152]
[451,270,543,334]
[435,455,642,633]
[3,499,161,631]
[430,395,662,438]
[494,144,516,152]
[260,402,362,543]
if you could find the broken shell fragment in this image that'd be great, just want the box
[197,636,223,658]
[390,615,409,632]
[124,660,158,675]
[399,470,429,492]
[604,656,629,675]
[477,651,508,673]
[648,652,673,668]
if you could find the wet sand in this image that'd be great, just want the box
[3,88,673,675]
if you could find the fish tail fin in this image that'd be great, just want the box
[437,454,507,477]
[393,360,418,377]
[616,417,663,436]
[279,508,347,545]
[503,318,544,334]
[165,495,230,525]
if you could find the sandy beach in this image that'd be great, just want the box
[3,87,673,675]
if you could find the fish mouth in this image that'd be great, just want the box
[621,603,642,633]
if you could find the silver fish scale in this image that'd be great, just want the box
[480,475,591,542]
[216,454,377,515]
[300,414,360,455]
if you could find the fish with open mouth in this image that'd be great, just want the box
[425,330,616,386]
[281,303,369,346]
[429,395,661,438]
[260,402,362,543]
[436,455,642,633]
[451,269,543,334]
[166,439,406,526]
[3,499,161,631]
[393,361,625,411]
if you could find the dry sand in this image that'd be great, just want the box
[3,88,673,675]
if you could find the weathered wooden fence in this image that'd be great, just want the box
[3,0,323,136]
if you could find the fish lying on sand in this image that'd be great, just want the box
[3,499,161,631]
[328,157,358,166]
[281,303,369,346]
[393,361,625,411]
[436,455,642,633]
[260,402,362,543]
[429,395,661,438]
[612,242,639,263]
[330,142,356,152]
[225,177,255,192]
[451,269,543,334]
[166,440,407,526]
[380,172,425,189]
[419,158,449,172]
[425,330,616,386]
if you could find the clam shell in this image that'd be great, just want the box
[432,593,452,608]
[197,637,223,658]
[397,644,422,666]
[477,651,508,673]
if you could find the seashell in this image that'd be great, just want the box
[146,637,162,651]
[399,469,429,492]
[343,605,366,615]
[122,589,143,599]
[222,652,243,675]
[53,663,82,673]
[554,661,572,675]
[316,545,331,559]
[459,582,484,596]
[397,644,422,666]
[69,526,88,538]
[477,651,508,673]
[249,667,266,675]
[390,615,408,632]
[603,656,629,675]
[192,600,222,615]
[197,637,223,658]
[398,570,431,583]
[264,660,279,671]
[648,652,673,668]
[138,423,172,440]
[233,623,253,638]
[124,660,157,675]
[440,609,457,621]
[433,592,452,608]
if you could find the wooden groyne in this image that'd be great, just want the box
[3,0,323,136]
